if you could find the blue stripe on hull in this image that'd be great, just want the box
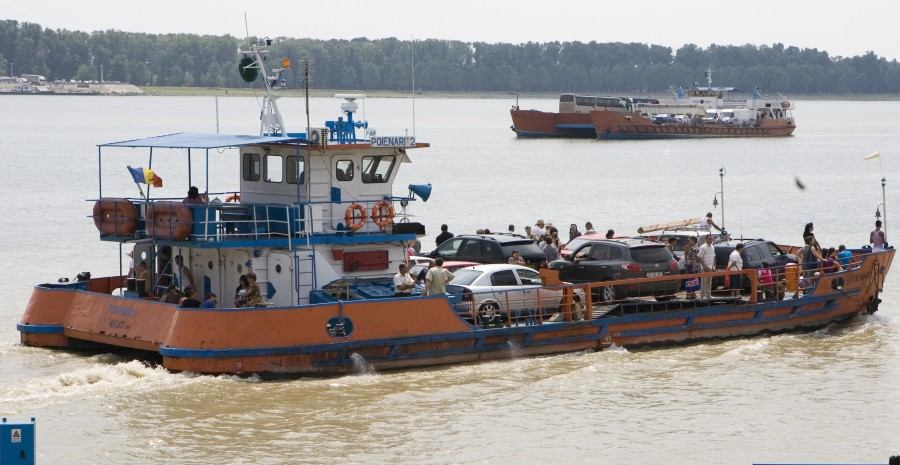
[158,291,860,370]
[17,323,64,334]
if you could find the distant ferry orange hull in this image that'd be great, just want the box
[509,109,596,138]
[590,110,796,139]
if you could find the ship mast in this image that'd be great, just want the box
[239,38,291,136]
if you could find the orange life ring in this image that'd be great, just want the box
[371,201,394,227]
[92,198,138,236]
[146,202,193,241]
[225,193,241,202]
[344,203,366,230]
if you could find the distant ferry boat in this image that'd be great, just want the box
[510,68,795,139]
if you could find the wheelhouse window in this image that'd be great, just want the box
[361,155,395,183]
[265,154,283,183]
[335,160,353,181]
[242,153,260,181]
[286,155,305,184]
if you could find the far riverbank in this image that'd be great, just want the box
[141,86,900,101]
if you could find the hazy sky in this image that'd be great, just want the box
[5,0,900,61]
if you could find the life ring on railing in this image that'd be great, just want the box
[92,198,138,236]
[146,202,193,240]
[371,200,395,228]
[225,193,241,203]
[344,203,367,230]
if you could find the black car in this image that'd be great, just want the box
[713,239,798,289]
[428,234,547,268]
[548,238,680,301]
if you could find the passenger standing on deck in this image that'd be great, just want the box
[508,224,515,234]
[524,225,533,241]
[684,236,701,299]
[666,237,677,255]
[393,263,416,297]
[871,220,886,250]
[568,224,582,241]
[698,234,716,298]
[758,262,775,300]
[727,243,744,298]
[605,229,615,239]
[237,271,263,307]
[803,222,818,246]
[136,261,150,282]
[423,258,454,296]
[585,222,597,235]
[532,220,547,241]
[799,236,824,294]
[234,275,249,306]
[174,255,194,291]
[435,224,454,247]
[543,236,560,262]
[699,212,723,234]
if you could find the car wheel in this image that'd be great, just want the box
[599,284,618,302]
[479,302,503,327]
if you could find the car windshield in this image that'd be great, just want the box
[500,243,543,256]
[630,246,673,263]
[563,238,591,251]
[659,235,692,250]
[449,269,483,286]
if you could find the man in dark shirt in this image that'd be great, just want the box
[435,224,454,247]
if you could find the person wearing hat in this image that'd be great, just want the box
[532,219,547,241]
[699,212,722,233]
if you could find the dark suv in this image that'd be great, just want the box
[429,234,547,268]
[548,238,680,301]
[713,239,798,289]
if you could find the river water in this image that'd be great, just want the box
[1,95,899,464]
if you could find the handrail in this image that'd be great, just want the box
[451,251,888,326]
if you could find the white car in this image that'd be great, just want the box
[446,264,584,327]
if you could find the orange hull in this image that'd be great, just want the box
[510,109,596,138]
[18,249,892,377]
[591,110,796,139]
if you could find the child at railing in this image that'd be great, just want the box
[758,262,775,301]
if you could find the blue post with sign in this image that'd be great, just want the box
[0,418,35,465]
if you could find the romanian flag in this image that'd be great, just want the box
[128,166,163,187]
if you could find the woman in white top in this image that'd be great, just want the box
[726,243,744,298]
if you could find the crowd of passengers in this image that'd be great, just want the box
[418,216,888,301]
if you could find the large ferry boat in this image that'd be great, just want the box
[510,68,795,139]
[18,44,891,377]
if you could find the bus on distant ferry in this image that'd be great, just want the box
[559,94,633,114]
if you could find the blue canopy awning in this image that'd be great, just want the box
[100,132,308,149]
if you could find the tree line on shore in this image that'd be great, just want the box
[2,19,899,95]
